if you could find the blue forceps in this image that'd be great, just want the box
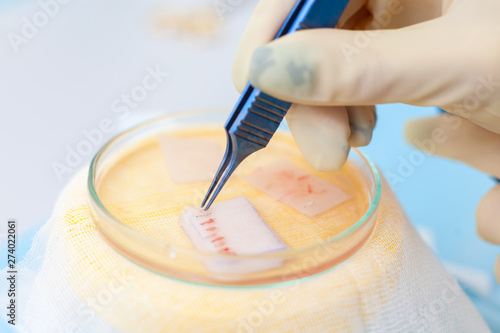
[202,0,350,210]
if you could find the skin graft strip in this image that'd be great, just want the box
[244,159,351,217]
[159,135,223,183]
[179,196,288,275]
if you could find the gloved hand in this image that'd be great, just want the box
[232,0,500,283]
[406,115,500,284]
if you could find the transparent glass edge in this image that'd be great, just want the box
[87,110,382,261]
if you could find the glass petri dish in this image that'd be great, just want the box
[88,108,381,287]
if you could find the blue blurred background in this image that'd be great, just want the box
[0,0,498,331]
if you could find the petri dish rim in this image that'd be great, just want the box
[87,108,381,285]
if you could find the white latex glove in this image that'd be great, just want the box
[233,0,500,170]
[233,0,500,283]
